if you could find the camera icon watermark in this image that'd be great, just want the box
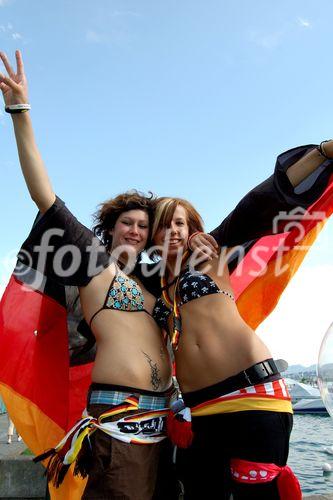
[271,207,326,276]
[272,207,325,248]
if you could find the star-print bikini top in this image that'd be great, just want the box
[89,266,151,327]
[153,265,235,347]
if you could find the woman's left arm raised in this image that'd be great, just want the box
[286,141,333,187]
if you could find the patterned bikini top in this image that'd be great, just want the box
[89,266,150,327]
[153,266,235,335]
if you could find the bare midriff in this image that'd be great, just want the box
[79,264,173,393]
[172,264,272,394]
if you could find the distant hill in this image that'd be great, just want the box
[285,364,317,374]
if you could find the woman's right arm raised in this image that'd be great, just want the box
[0,50,55,213]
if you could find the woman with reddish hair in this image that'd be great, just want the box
[152,145,333,499]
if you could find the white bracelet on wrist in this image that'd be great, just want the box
[5,103,31,114]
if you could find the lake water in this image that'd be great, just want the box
[289,414,333,495]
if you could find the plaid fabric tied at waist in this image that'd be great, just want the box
[89,388,171,410]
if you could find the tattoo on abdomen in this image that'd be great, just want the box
[142,351,162,391]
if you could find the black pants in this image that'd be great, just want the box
[176,410,293,500]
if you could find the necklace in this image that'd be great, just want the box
[160,251,189,350]
[160,276,178,290]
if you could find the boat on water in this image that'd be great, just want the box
[284,378,328,414]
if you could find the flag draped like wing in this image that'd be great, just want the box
[0,198,110,499]
[209,145,333,326]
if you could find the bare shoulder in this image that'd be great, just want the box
[196,254,231,282]
[82,261,117,292]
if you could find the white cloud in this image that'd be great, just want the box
[111,10,141,18]
[85,27,132,47]
[86,30,107,44]
[297,18,311,28]
[250,17,312,51]
[86,11,140,46]
[0,22,24,42]
[0,0,10,6]
[249,30,285,50]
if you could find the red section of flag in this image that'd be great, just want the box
[68,363,92,428]
[0,276,69,429]
[232,172,333,300]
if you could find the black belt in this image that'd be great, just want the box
[240,358,279,386]
[183,358,282,408]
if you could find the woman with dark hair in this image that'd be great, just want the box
[93,190,155,251]
[152,146,333,499]
[0,50,182,500]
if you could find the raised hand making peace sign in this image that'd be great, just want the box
[0,50,28,106]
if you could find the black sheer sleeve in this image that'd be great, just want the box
[209,144,333,248]
[18,196,110,287]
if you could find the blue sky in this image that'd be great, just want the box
[1,0,333,363]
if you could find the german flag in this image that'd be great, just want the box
[0,145,333,498]
[0,197,110,499]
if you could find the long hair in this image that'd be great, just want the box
[93,190,156,251]
[152,197,204,239]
